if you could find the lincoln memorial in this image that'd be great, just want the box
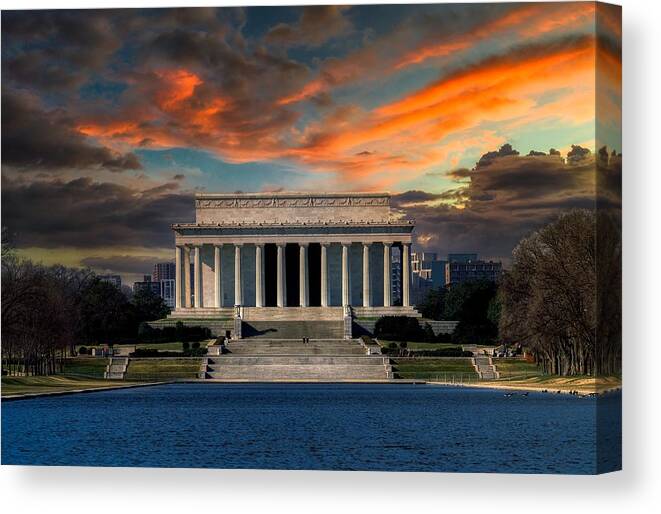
[166,191,420,337]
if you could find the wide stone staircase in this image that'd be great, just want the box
[241,321,345,339]
[104,357,128,379]
[203,338,392,381]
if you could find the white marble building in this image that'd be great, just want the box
[169,191,417,322]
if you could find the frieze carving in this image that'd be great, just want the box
[196,196,390,209]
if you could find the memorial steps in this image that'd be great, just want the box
[241,321,345,340]
[224,339,366,355]
[204,338,393,381]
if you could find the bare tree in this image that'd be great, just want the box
[499,210,621,376]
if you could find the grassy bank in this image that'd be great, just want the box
[379,340,462,351]
[76,340,213,353]
[493,358,543,379]
[1,375,142,397]
[124,358,203,381]
[392,357,477,380]
[449,375,622,395]
[62,357,109,378]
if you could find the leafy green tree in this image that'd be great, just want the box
[374,316,425,342]
[418,287,446,320]
[132,287,170,322]
[443,280,499,345]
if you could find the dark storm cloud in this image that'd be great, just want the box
[265,6,352,47]
[1,9,122,92]
[80,255,162,275]
[567,144,591,164]
[1,90,141,172]
[393,144,615,260]
[392,190,446,204]
[1,176,194,249]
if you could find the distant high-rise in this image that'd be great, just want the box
[445,259,502,285]
[447,253,478,263]
[160,279,175,308]
[152,262,175,282]
[137,262,178,308]
[98,274,122,289]
[133,275,161,295]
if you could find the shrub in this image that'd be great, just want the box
[410,347,473,357]
[423,323,436,342]
[435,332,454,344]
[399,341,408,349]
[360,335,373,344]
[183,348,207,357]
[192,342,200,349]
[136,323,212,344]
[182,342,190,351]
[130,348,160,357]
[374,316,426,342]
[387,342,398,349]
[78,346,88,355]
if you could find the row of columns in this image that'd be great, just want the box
[175,242,411,309]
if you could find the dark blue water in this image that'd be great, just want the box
[1,384,621,474]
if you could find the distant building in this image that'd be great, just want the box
[152,262,175,282]
[131,262,180,307]
[409,251,503,295]
[98,274,122,289]
[429,261,445,289]
[445,259,502,285]
[447,253,478,263]
[160,278,176,308]
[133,275,161,295]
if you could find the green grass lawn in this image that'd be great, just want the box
[124,358,203,380]
[378,340,461,350]
[77,340,213,353]
[493,358,543,378]
[1,375,140,397]
[392,357,477,380]
[62,357,109,378]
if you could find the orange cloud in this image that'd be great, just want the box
[276,78,326,105]
[71,17,619,193]
[154,69,202,111]
[282,2,596,106]
[293,36,596,162]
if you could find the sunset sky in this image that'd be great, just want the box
[1,3,621,284]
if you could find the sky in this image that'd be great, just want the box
[1,3,621,285]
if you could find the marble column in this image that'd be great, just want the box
[277,243,285,307]
[234,244,242,306]
[299,243,309,307]
[255,244,264,308]
[383,243,391,307]
[402,243,411,307]
[362,243,371,307]
[214,245,222,308]
[183,246,191,308]
[175,245,182,309]
[320,243,329,307]
[342,243,350,307]
[193,245,201,308]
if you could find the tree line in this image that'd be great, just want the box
[1,239,170,376]
[417,209,621,377]
[499,210,621,376]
